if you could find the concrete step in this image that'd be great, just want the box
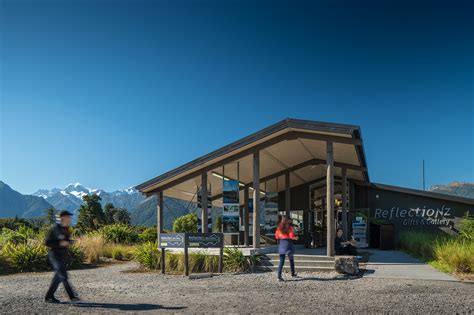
[265,254,335,262]
[261,259,335,267]
[267,265,335,272]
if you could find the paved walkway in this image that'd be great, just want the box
[364,249,457,281]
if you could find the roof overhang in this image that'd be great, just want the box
[136,118,369,202]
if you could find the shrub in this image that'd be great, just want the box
[1,242,49,272]
[459,212,474,242]
[223,247,259,272]
[77,234,104,263]
[100,224,139,244]
[434,239,474,274]
[0,228,28,247]
[66,245,86,269]
[103,243,135,261]
[139,227,157,243]
[133,241,161,270]
[173,213,198,233]
[398,231,446,260]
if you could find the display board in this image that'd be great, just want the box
[264,192,279,234]
[222,180,240,233]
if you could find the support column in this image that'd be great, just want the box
[244,187,249,247]
[157,190,163,241]
[252,151,260,248]
[285,171,290,216]
[326,141,335,257]
[201,172,208,233]
[341,168,348,240]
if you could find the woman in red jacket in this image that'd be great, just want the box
[275,216,297,281]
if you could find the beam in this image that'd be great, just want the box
[292,131,362,145]
[341,168,348,240]
[201,172,208,233]
[326,141,335,257]
[252,151,260,248]
[285,171,290,216]
[143,130,362,194]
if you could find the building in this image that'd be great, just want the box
[136,118,473,255]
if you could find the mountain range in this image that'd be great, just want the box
[429,182,474,199]
[0,181,197,229]
[1,180,473,229]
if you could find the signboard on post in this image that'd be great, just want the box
[158,233,224,276]
[187,233,223,248]
[223,180,240,233]
[159,233,186,248]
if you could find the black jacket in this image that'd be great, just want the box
[45,224,71,256]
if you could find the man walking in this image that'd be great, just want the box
[44,210,80,303]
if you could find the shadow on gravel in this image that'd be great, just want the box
[73,302,186,311]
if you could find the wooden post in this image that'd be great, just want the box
[285,171,290,216]
[341,168,348,240]
[252,151,260,248]
[201,172,208,233]
[244,187,250,247]
[161,248,165,274]
[218,235,224,273]
[184,238,190,276]
[157,190,163,241]
[326,141,335,257]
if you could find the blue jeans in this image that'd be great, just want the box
[45,251,75,299]
[277,254,295,277]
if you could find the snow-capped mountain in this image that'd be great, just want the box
[32,183,145,216]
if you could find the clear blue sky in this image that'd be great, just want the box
[1,0,473,194]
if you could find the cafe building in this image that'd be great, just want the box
[136,118,473,255]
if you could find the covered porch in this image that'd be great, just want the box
[136,118,369,257]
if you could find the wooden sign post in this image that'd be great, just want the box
[159,233,224,277]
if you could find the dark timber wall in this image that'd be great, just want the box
[354,183,473,242]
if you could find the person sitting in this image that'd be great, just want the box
[335,227,358,256]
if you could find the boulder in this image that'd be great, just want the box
[335,255,359,275]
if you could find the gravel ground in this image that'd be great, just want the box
[0,262,473,314]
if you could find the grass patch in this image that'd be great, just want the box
[103,243,135,261]
[77,234,104,264]
[399,231,473,275]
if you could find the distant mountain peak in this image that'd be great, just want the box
[429,182,474,199]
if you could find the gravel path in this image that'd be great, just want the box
[0,262,473,314]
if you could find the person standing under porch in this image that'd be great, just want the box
[275,216,298,281]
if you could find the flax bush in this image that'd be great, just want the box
[77,234,105,263]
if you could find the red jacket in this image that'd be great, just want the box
[275,226,295,240]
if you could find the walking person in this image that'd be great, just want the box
[44,210,80,303]
[275,216,297,281]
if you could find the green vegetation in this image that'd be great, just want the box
[399,212,474,275]
[0,202,256,276]
[100,224,139,244]
[133,241,258,273]
[173,213,198,233]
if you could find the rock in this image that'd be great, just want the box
[335,255,359,275]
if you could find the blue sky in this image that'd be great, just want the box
[1,0,473,194]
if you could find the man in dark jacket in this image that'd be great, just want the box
[44,210,79,303]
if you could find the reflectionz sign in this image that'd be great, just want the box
[158,233,223,248]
